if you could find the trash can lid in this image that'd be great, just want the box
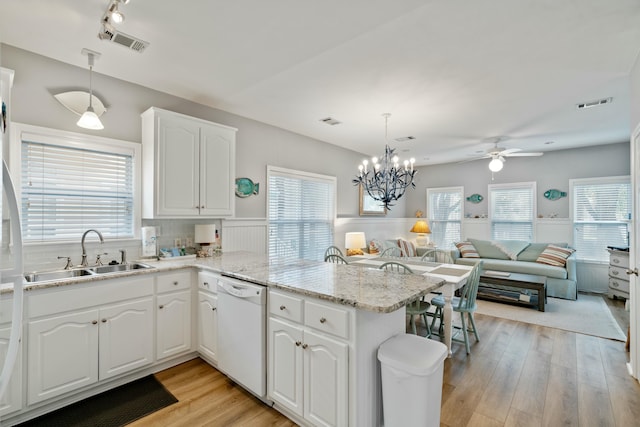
[377,334,448,376]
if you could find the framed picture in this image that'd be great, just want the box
[359,185,386,216]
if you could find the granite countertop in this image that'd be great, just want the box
[12,252,446,314]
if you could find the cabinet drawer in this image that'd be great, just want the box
[304,300,350,340]
[269,291,303,323]
[198,271,218,293]
[609,278,630,293]
[608,266,629,281]
[610,254,629,268]
[157,271,191,293]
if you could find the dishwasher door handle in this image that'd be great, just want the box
[218,281,261,298]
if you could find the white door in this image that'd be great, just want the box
[27,310,99,404]
[197,291,218,362]
[630,126,640,379]
[268,317,303,417]
[0,326,21,417]
[99,298,154,380]
[303,329,348,427]
[157,291,192,360]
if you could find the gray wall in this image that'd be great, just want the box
[1,44,399,220]
[404,142,630,219]
[632,52,640,133]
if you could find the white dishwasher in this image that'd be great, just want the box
[216,274,267,398]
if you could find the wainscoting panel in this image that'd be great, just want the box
[221,219,267,254]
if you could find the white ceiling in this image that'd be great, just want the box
[2,0,639,165]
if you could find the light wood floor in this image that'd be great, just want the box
[133,298,639,427]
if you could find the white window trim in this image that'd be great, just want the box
[426,186,464,248]
[10,123,142,244]
[488,181,537,240]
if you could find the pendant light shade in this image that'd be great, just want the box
[77,49,104,130]
[488,157,503,172]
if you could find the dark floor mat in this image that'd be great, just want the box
[16,375,177,427]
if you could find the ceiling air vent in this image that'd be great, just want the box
[576,97,612,110]
[395,136,416,142]
[320,117,342,126]
[98,24,149,53]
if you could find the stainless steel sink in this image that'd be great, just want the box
[88,262,155,274]
[25,268,95,283]
[25,262,155,283]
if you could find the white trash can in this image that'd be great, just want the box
[378,334,448,427]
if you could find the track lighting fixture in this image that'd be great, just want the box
[103,0,130,26]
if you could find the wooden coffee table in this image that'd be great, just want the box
[478,271,547,311]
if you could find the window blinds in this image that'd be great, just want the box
[573,178,630,262]
[267,168,335,262]
[21,140,134,241]
[490,184,534,241]
[427,187,463,249]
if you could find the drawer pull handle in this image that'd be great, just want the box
[280,305,286,310]
[295,341,301,346]
[101,319,107,323]
[212,307,217,311]
[203,281,209,287]
[302,344,308,349]
[320,317,327,324]
[612,282,619,287]
[613,259,620,264]
[159,305,164,309]
[92,320,98,325]
[612,270,619,276]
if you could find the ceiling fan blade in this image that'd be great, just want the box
[506,152,544,157]
[457,155,490,164]
[500,148,521,155]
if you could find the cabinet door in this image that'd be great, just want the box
[157,290,192,360]
[157,114,200,216]
[197,291,218,363]
[0,326,21,417]
[304,329,348,427]
[200,124,235,217]
[98,298,154,380]
[27,310,99,405]
[268,317,304,417]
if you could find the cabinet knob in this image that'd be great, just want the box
[613,259,620,264]
[626,268,639,276]
[159,305,164,309]
[302,343,308,349]
[101,319,107,323]
[212,307,217,311]
[92,320,98,325]
[173,281,179,286]
[295,341,301,346]
[279,305,286,310]
[612,270,619,276]
[203,281,209,287]
[319,317,327,324]
[201,205,205,209]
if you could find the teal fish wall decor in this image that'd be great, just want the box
[543,189,566,201]
[466,194,483,203]
[235,177,260,198]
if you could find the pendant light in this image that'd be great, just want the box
[77,49,104,130]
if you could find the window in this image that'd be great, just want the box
[16,125,140,242]
[427,187,463,249]
[489,182,536,241]
[267,166,336,262]
[571,176,631,263]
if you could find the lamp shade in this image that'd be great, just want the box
[410,220,431,234]
[195,224,216,244]
[345,232,366,249]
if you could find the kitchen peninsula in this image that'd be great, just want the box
[6,252,446,426]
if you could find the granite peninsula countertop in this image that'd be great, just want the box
[14,252,446,313]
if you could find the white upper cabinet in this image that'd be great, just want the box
[142,107,237,218]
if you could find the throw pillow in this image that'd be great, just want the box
[369,239,381,254]
[397,239,416,257]
[468,238,510,260]
[493,240,530,260]
[455,241,480,258]
[536,244,576,267]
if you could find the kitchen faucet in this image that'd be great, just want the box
[80,229,104,267]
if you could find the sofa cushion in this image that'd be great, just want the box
[397,239,416,257]
[517,242,569,262]
[536,245,576,267]
[468,238,509,259]
[455,241,480,258]
[455,257,569,280]
[492,240,530,260]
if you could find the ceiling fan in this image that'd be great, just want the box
[474,141,543,172]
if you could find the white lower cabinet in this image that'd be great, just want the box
[197,271,219,364]
[268,290,349,427]
[0,324,22,417]
[156,272,192,360]
[26,277,154,405]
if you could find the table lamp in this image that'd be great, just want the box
[410,220,431,247]
[195,224,216,257]
[345,232,366,256]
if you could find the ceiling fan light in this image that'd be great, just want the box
[488,157,503,172]
[77,106,104,130]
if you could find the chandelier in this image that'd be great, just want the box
[353,114,416,210]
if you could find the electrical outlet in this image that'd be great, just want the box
[186,237,193,247]
[174,237,182,247]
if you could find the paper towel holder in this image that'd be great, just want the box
[195,224,216,257]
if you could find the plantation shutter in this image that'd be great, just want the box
[267,167,336,262]
[490,183,535,241]
[572,177,630,262]
[427,187,463,249]
[21,139,134,241]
